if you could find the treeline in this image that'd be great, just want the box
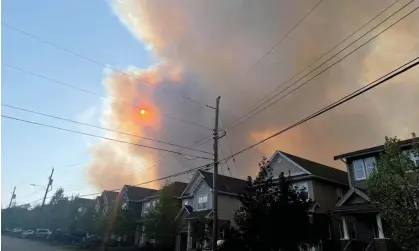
[2,188,102,234]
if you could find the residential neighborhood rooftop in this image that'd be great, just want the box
[123,185,157,201]
[199,170,248,195]
[279,151,348,185]
[333,137,418,160]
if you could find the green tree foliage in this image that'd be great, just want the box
[232,157,320,251]
[112,209,137,236]
[2,188,97,233]
[367,134,419,250]
[143,184,181,251]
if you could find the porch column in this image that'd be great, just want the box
[342,216,349,240]
[176,234,181,251]
[376,213,385,238]
[140,225,146,245]
[187,221,192,250]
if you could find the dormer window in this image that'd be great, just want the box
[353,157,376,180]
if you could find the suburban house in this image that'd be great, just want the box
[333,137,418,251]
[268,151,349,251]
[95,190,119,216]
[138,181,188,246]
[175,170,247,251]
[118,185,157,216]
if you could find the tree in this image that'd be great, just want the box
[367,134,419,250]
[232,157,319,251]
[143,184,181,251]
[113,209,137,236]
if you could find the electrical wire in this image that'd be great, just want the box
[1,115,214,160]
[2,103,213,155]
[2,64,212,131]
[1,22,208,108]
[223,56,419,162]
[245,0,325,75]
[21,55,419,206]
[171,0,412,157]
[230,0,415,129]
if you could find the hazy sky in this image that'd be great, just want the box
[2,0,419,207]
[1,0,151,206]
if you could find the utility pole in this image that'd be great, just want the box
[212,96,220,251]
[38,167,54,227]
[41,167,54,209]
[8,186,16,208]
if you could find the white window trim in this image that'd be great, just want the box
[353,157,376,181]
[197,195,208,211]
[294,182,309,199]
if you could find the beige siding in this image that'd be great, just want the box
[312,180,342,213]
[217,195,242,226]
[270,153,307,177]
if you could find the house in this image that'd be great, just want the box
[95,190,119,216]
[268,151,349,251]
[175,170,247,251]
[118,185,157,217]
[138,181,188,246]
[333,137,418,251]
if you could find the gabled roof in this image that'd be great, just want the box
[280,152,348,185]
[175,205,213,220]
[103,190,119,202]
[123,185,157,201]
[335,187,370,207]
[199,170,248,195]
[334,137,418,160]
[141,181,188,201]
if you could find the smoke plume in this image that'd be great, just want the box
[86,0,419,190]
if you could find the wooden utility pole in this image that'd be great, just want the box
[41,168,54,209]
[212,96,220,251]
[8,186,16,208]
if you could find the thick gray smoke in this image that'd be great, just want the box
[86,0,419,190]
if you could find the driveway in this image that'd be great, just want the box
[1,235,68,251]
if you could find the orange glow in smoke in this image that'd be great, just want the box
[140,109,146,115]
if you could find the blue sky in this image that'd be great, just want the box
[1,0,150,206]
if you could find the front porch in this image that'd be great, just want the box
[175,207,230,251]
[333,189,398,251]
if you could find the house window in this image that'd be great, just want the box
[197,195,208,210]
[404,150,419,166]
[353,157,376,180]
[121,202,128,210]
[294,182,309,200]
[183,200,189,206]
[144,202,151,213]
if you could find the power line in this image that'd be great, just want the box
[223,56,419,161]
[1,22,207,108]
[1,115,213,160]
[238,0,402,125]
[176,0,411,155]
[245,0,325,75]
[230,1,417,129]
[2,64,212,131]
[19,53,419,209]
[2,103,213,155]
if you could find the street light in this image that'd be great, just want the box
[30,184,46,189]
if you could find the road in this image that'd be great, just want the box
[1,236,67,251]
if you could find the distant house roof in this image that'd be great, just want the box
[199,170,248,195]
[280,152,348,185]
[334,137,418,160]
[74,197,95,206]
[140,181,188,201]
[103,190,119,202]
[123,185,157,201]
